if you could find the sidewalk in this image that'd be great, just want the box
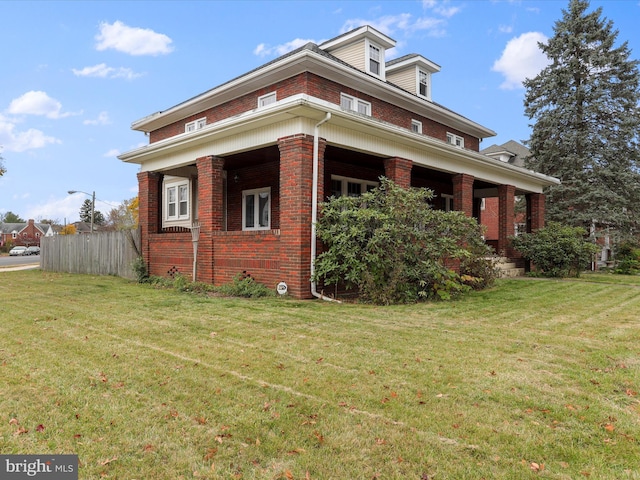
[0,263,40,272]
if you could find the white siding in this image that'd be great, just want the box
[329,40,366,72]
[387,68,416,95]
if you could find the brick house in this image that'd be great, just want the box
[119,25,559,299]
[0,219,53,248]
[480,140,533,249]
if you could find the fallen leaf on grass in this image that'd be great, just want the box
[100,457,117,466]
[36,424,45,432]
[529,462,544,472]
[14,427,28,436]
[604,423,615,432]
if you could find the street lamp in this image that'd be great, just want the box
[68,190,95,233]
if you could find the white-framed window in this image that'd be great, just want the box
[258,92,276,108]
[340,93,372,116]
[165,178,191,222]
[185,117,206,133]
[446,133,464,149]
[411,119,422,134]
[242,187,271,231]
[441,194,454,212]
[12,232,16,239]
[369,43,381,75]
[418,70,430,99]
[330,175,378,198]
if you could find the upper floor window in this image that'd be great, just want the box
[242,187,271,231]
[411,119,422,134]
[165,179,190,222]
[418,70,430,99]
[330,175,378,198]
[340,93,371,116]
[369,44,381,75]
[447,133,464,149]
[258,92,276,108]
[185,117,206,133]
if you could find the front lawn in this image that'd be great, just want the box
[0,271,638,479]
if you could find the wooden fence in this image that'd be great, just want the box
[41,229,141,280]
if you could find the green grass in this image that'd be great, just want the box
[1,270,639,479]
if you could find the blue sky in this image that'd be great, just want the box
[1,0,639,223]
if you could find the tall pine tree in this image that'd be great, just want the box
[524,0,640,235]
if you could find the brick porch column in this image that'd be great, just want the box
[278,134,324,299]
[383,157,413,188]
[526,193,545,232]
[452,173,474,217]
[137,171,162,268]
[196,155,225,284]
[498,184,516,257]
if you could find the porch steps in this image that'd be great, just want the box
[493,257,525,278]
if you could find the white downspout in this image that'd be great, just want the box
[310,112,339,302]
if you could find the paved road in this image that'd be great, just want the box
[0,254,40,271]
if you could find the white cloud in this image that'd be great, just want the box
[498,24,514,34]
[103,148,120,157]
[95,21,173,56]
[0,114,60,152]
[254,38,317,57]
[340,13,446,39]
[492,31,549,90]
[72,63,143,80]
[7,91,78,119]
[84,111,111,126]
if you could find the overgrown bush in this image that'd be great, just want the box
[216,272,274,298]
[510,222,599,278]
[313,177,494,304]
[131,256,149,283]
[613,239,640,274]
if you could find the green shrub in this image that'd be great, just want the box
[131,256,149,283]
[216,272,274,298]
[613,239,640,274]
[313,177,494,304]
[510,222,599,278]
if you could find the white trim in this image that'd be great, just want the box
[258,92,276,108]
[242,187,271,230]
[417,69,431,100]
[366,39,385,79]
[411,119,422,134]
[441,193,454,212]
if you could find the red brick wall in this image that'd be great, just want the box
[149,72,480,151]
[498,184,516,257]
[453,174,474,216]
[384,157,413,188]
[148,232,193,279]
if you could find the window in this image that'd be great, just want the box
[411,119,422,134]
[441,194,454,212]
[369,44,381,75]
[242,187,271,230]
[446,133,464,149]
[418,70,430,98]
[258,92,276,108]
[185,117,206,133]
[330,175,378,198]
[340,93,371,116]
[165,179,190,222]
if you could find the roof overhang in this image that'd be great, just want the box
[130,47,495,140]
[120,94,558,193]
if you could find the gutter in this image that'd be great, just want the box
[310,112,339,302]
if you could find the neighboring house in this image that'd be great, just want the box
[0,219,53,248]
[119,25,559,299]
[480,140,533,249]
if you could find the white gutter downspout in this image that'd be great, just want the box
[311,112,339,302]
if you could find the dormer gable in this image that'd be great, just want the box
[320,25,396,81]
[386,54,441,101]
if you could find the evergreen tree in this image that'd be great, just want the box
[79,199,105,226]
[524,0,640,235]
[1,211,25,223]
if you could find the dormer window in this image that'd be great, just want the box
[369,44,381,75]
[418,70,430,98]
